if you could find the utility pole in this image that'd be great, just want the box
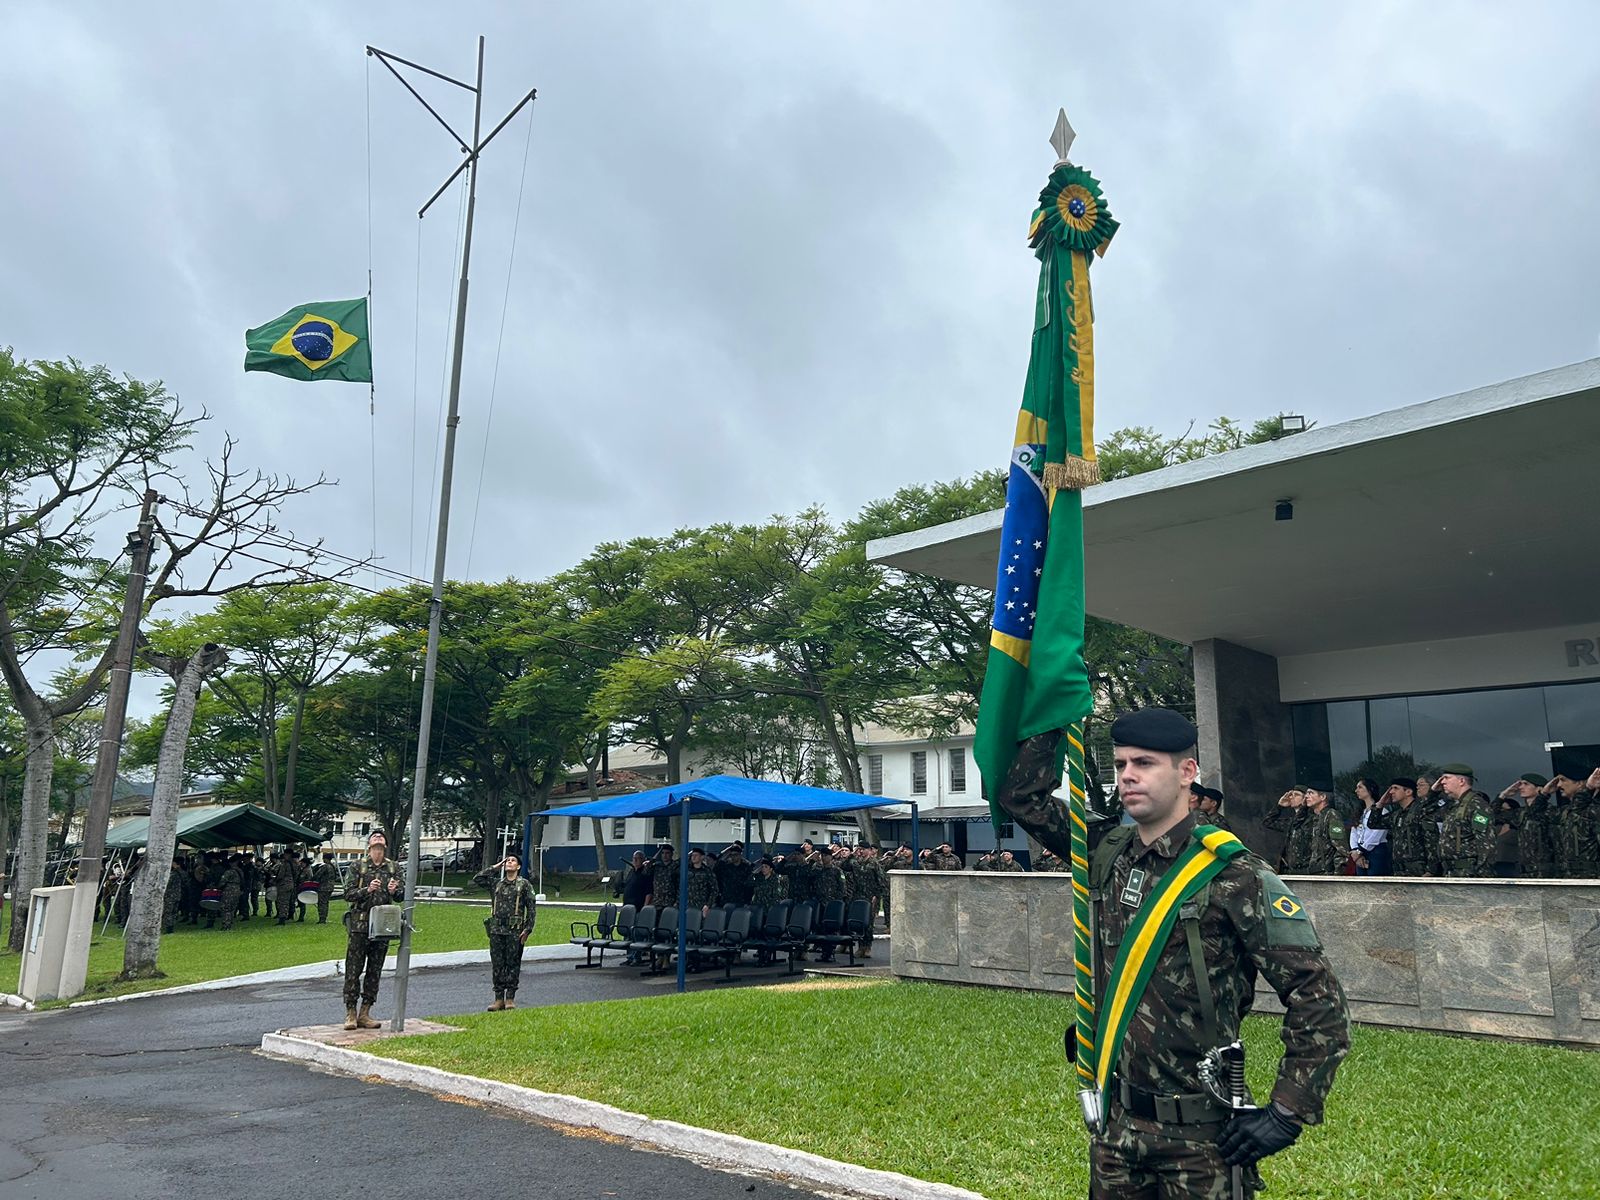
[368,36,537,1031]
[58,488,157,998]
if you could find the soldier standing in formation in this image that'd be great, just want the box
[312,852,340,923]
[1435,765,1495,877]
[217,855,243,931]
[994,708,1350,1199]
[714,842,754,905]
[751,856,788,906]
[920,842,962,871]
[1301,786,1349,875]
[845,843,886,956]
[1033,846,1068,873]
[1511,774,1556,877]
[1379,778,1440,876]
[341,831,402,1030]
[274,850,301,924]
[1552,770,1600,877]
[645,844,678,909]
[473,853,538,1011]
[683,847,722,916]
[1191,785,1233,834]
[1263,789,1309,873]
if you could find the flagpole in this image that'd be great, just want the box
[366,36,537,1032]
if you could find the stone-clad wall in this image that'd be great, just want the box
[888,871,1600,1047]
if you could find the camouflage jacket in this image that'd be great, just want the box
[274,859,302,894]
[925,851,963,871]
[992,857,1024,873]
[1304,807,1349,875]
[813,862,848,906]
[1515,797,1557,874]
[312,862,340,890]
[776,856,818,902]
[343,857,404,929]
[714,854,754,904]
[218,865,242,894]
[1383,800,1440,876]
[684,863,721,911]
[1033,852,1069,873]
[1263,806,1311,872]
[646,857,680,908]
[1555,792,1599,877]
[472,867,538,936]
[1096,814,1349,1124]
[751,872,789,906]
[1438,790,1495,875]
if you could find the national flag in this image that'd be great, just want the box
[244,298,371,383]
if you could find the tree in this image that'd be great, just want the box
[121,641,227,978]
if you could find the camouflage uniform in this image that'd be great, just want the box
[646,854,679,908]
[1033,849,1069,873]
[751,870,789,907]
[242,858,260,918]
[312,859,340,923]
[683,860,722,911]
[1515,797,1557,878]
[274,854,301,924]
[162,865,183,934]
[472,865,538,1001]
[1262,807,1310,873]
[1438,790,1495,877]
[1303,806,1349,876]
[924,850,963,871]
[217,861,243,931]
[776,854,819,904]
[813,859,848,908]
[1555,790,1599,878]
[342,857,404,1010]
[1383,800,1440,876]
[992,855,1025,873]
[714,850,754,905]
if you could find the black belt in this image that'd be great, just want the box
[1114,1075,1227,1126]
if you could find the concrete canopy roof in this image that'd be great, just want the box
[867,358,1600,658]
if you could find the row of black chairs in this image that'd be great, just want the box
[569,899,875,978]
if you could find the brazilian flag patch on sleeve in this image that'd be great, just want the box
[1258,870,1321,949]
[1473,812,1489,826]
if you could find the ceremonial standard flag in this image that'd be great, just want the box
[244,298,372,382]
[973,162,1118,817]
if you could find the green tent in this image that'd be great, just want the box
[105,803,325,851]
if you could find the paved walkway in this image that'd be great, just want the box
[0,960,827,1200]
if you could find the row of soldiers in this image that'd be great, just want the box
[1265,764,1600,878]
[101,847,343,932]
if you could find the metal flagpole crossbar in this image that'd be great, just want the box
[365,36,537,1032]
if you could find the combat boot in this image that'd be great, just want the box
[343,1006,358,1031]
[355,1003,381,1029]
[502,996,516,1010]
[487,995,504,1012]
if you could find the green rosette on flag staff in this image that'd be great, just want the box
[973,115,1116,1133]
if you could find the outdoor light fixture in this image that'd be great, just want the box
[1279,414,1307,434]
[1275,500,1294,521]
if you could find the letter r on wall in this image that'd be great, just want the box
[1567,639,1599,668]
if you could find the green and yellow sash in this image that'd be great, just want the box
[1092,826,1246,1108]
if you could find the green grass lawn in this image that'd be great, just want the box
[0,900,595,1006]
[369,979,1600,1200]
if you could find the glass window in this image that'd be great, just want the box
[1292,703,1332,788]
[611,818,627,840]
[1408,688,1549,792]
[651,816,671,840]
[867,754,884,796]
[910,751,927,795]
[1544,680,1600,745]
[949,748,967,793]
[1367,697,1411,758]
[997,821,1014,839]
[1326,701,1369,781]
[567,817,582,842]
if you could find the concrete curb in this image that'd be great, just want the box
[1,991,35,1011]
[64,944,587,1009]
[260,1030,987,1200]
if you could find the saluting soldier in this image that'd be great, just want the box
[714,842,754,905]
[1435,764,1495,877]
[1263,790,1310,873]
[473,853,538,1011]
[341,832,403,1030]
[1033,847,1069,873]
[645,844,678,909]
[994,709,1350,1199]
[1552,770,1600,878]
[1378,778,1440,876]
[1301,786,1350,875]
[750,856,788,906]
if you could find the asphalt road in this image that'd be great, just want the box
[0,961,827,1200]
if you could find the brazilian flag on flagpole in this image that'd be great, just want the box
[973,146,1117,1113]
[244,298,372,383]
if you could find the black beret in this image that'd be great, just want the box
[1191,784,1223,803]
[1109,708,1198,753]
[1387,777,1417,793]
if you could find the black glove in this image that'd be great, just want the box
[1215,1102,1301,1166]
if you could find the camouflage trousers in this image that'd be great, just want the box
[317,896,331,924]
[343,931,390,1006]
[219,887,241,930]
[489,932,525,995]
[1091,1111,1257,1199]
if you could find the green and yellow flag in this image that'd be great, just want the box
[244,298,371,383]
[973,151,1116,1110]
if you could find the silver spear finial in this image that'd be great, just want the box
[1051,108,1076,166]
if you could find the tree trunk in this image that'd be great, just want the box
[280,688,307,816]
[6,716,56,952]
[260,680,280,812]
[122,647,224,978]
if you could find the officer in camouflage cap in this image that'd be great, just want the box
[993,708,1350,1199]
[1378,778,1439,876]
[341,831,403,1030]
[1435,764,1495,877]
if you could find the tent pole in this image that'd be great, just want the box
[676,796,690,994]
[911,803,920,867]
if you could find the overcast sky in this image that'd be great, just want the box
[4,0,1599,599]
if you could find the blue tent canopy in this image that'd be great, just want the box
[545,774,904,819]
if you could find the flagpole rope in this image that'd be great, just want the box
[365,53,380,598]
[463,95,537,577]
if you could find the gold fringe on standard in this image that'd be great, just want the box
[1044,455,1100,491]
